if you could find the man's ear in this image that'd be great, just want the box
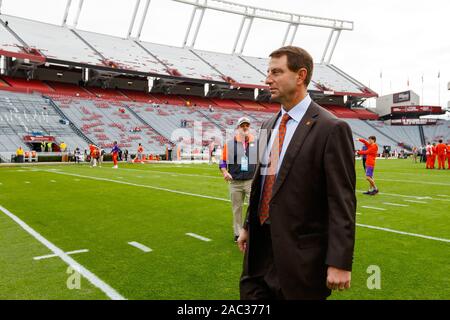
[297,68,307,86]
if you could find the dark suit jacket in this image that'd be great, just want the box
[242,100,357,299]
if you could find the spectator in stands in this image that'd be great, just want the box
[16,146,24,163]
[220,117,256,243]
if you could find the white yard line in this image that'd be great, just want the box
[356,212,362,215]
[382,202,409,207]
[356,223,450,243]
[404,199,428,204]
[34,249,89,261]
[44,170,230,203]
[361,206,386,211]
[436,195,450,198]
[186,233,212,242]
[0,205,125,300]
[128,241,152,253]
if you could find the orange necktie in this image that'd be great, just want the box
[259,113,291,225]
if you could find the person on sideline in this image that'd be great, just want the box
[357,136,379,195]
[220,117,257,242]
[111,141,121,169]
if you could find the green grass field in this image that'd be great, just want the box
[0,159,449,300]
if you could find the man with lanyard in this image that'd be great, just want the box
[220,117,257,242]
[111,141,121,169]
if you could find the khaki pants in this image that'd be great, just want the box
[229,179,252,237]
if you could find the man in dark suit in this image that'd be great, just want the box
[237,46,356,300]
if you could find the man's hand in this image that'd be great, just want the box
[222,171,233,182]
[326,266,351,291]
[237,228,248,253]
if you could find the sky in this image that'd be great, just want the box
[1,0,449,109]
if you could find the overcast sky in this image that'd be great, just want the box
[1,0,449,108]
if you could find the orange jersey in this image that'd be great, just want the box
[138,146,144,153]
[358,139,378,167]
[436,143,447,156]
[89,145,96,156]
[447,145,450,157]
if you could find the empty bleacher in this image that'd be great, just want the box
[139,41,224,81]
[76,30,168,74]
[0,91,85,152]
[194,50,266,86]
[423,121,450,144]
[49,95,167,154]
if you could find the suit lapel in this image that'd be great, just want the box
[271,102,319,201]
[254,112,280,178]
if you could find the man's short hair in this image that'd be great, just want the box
[369,136,376,142]
[439,139,443,143]
[269,46,314,86]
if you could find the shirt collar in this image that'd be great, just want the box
[235,133,255,143]
[280,94,312,123]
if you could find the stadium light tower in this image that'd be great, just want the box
[172,0,353,62]
[61,0,85,28]
[62,0,73,26]
[127,0,141,39]
[73,0,85,28]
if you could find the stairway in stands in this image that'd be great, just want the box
[418,125,426,146]
[43,95,95,145]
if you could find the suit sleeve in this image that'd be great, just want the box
[324,121,357,271]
